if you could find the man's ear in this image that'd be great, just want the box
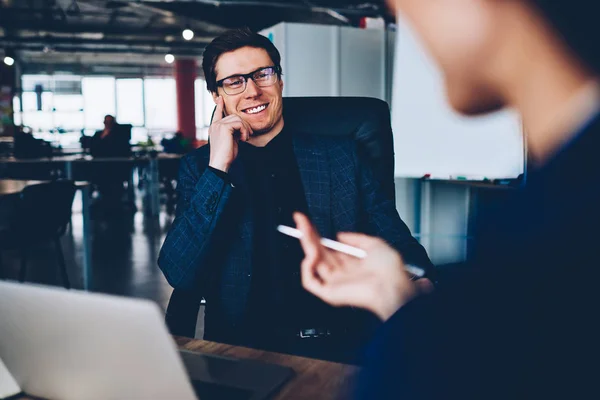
[211,90,219,104]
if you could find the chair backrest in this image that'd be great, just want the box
[282,97,396,202]
[10,180,76,241]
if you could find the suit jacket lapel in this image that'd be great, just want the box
[293,133,332,239]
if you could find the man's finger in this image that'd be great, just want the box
[239,117,254,138]
[212,96,224,123]
[220,115,253,141]
[301,258,323,292]
[222,120,252,141]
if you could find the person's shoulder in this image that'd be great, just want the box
[184,143,210,160]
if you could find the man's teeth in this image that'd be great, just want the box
[245,104,267,114]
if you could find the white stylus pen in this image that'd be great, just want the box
[277,225,425,278]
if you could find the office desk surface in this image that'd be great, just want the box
[176,337,360,400]
[0,180,45,196]
[0,180,89,197]
[17,338,359,400]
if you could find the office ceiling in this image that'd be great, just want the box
[0,0,391,76]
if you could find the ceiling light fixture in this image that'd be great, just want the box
[182,28,194,41]
[3,48,15,66]
[165,53,175,64]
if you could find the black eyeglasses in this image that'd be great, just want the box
[216,66,281,95]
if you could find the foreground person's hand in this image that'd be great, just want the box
[294,213,432,321]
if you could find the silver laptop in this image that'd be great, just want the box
[0,281,293,400]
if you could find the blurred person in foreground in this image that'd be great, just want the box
[295,0,600,398]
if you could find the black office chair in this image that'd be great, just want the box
[283,97,396,202]
[165,96,396,338]
[0,180,76,288]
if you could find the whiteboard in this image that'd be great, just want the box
[392,14,524,179]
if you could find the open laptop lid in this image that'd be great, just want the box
[0,281,196,400]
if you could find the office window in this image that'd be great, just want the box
[52,94,83,111]
[21,92,54,131]
[194,79,219,126]
[144,78,176,131]
[22,111,54,131]
[13,96,21,125]
[195,78,216,127]
[203,87,215,127]
[82,77,116,129]
[51,94,84,131]
[194,79,205,128]
[21,92,53,112]
[21,74,51,92]
[53,112,84,131]
[116,79,144,126]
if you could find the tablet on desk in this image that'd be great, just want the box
[180,349,294,400]
[0,281,292,400]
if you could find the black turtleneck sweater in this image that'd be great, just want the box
[210,128,328,341]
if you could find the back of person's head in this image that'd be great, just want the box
[201,27,282,93]
[387,0,600,116]
[529,0,600,75]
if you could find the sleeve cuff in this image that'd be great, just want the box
[208,166,230,183]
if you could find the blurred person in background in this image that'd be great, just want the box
[295,0,600,398]
[87,115,132,215]
[89,115,130,158]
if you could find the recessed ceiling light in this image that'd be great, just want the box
[182,29,194,41]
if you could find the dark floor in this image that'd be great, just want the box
[0,193,204,338]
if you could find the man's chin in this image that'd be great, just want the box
[248,124,271,136]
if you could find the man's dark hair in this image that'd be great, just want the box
[202,27,282,93]
[530,0,600,75]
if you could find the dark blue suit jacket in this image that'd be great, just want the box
[359,113,600,399]
[158,131,433,333]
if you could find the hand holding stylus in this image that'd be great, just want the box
[277,225,425,278]
[291,212,433,321]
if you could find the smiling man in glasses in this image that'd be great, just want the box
[158,27,433,362]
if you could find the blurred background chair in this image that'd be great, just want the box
[165,96,395,338]
[0,180,76,288]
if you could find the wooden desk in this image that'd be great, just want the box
[0,180,89,197]
[0,180,45,197]
[176,337,360,399]
[15,338,359,400]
